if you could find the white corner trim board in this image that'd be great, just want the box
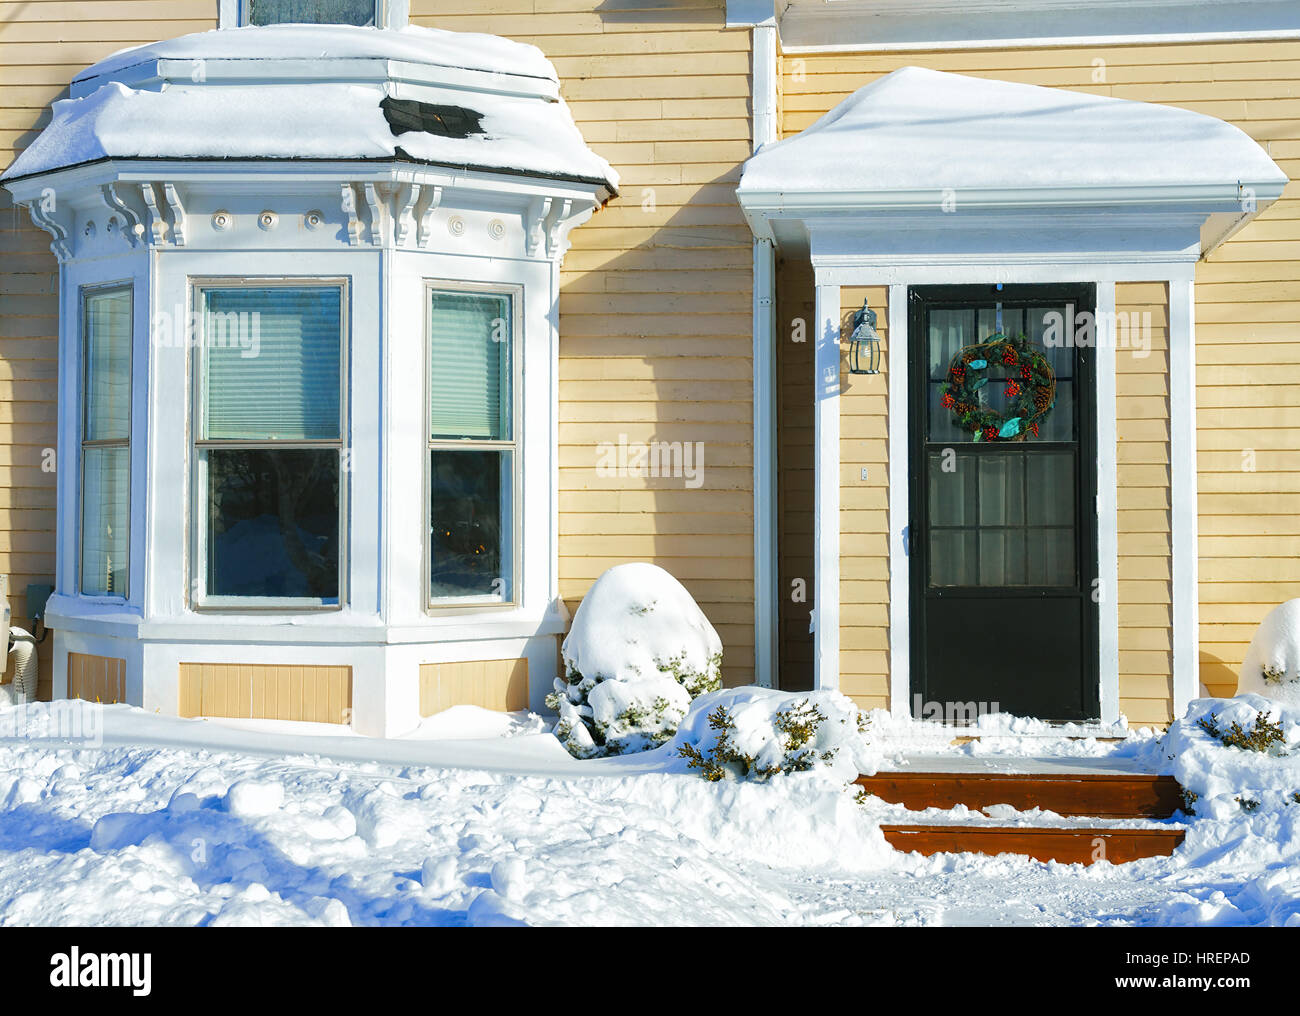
[813,279,841,690]
[886,282,909,717]
[1094,281,1121,725]
[1169,277,1200,717]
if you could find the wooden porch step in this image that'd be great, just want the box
[880,824,1185,865]
[856,770,1184,819]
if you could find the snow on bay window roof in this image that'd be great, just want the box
[739,66,1285,201]
[2,25,618,191]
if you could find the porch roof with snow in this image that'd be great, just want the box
[1,24,618,195]
[738,66,1286,256]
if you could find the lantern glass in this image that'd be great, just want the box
[848,300,880,375]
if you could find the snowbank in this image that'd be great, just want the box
[669,686,873,785]
[549,563,722,758]
[1238,599,1300,706]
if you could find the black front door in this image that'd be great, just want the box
[909,284,1099,723]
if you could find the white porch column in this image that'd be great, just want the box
[1169,274,1200,718]
[1095,281,1121,723]
[886,282,909,716]
[813,279,841,689]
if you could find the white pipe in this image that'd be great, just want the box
[8,627,37,702]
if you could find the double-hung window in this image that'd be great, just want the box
[427,285,518,607]
[245,0,377,26]
[80,286,132,598]
[194,282,346,607]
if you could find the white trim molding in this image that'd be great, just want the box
[1169,277,1200,718]
[776,0,1300,52]
[1094,281,1121,724]
[886,282,909,717]
[812,280,841,690]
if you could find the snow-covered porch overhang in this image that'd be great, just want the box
[738,66,1288,725]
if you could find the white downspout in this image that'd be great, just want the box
[750,18,779,687]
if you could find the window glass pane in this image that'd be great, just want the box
[430,449,512,600]
[84,288,131,441]
[81,446,129,596]
[429,291,512,441]
[980,528,1026,586]
[205,448,339,600]
[248,0,374,25]
[204,287,341,441]
[1026,451,1075,527]
[1026,528,1076,586]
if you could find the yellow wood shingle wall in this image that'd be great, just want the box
[410,0,756,684]
[177,663,353,723]
[1116,282,1174,725]
[838,285,890,711]
[781,40,1300,718]
[1,0,756,691]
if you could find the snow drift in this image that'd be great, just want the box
[548,563,722,758]
[1238,599,1300,706]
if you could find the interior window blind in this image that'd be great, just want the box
[429,291,511,441]
[204,287,341,441]
[84,289,131,440]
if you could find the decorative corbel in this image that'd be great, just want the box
[341,183,362,245]
[140,182,169,245]
[27,195,71,262]
[525,195,552,258]
[100,182,143,247]
[362,182,384,246]
[416,184,443,247]
[162,183,187,246]
[395,182,420,246]
[544,198,572,258]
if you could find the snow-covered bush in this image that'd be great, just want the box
[1238,599,1300,705]
[547,563,722,758]
[670,687,871,785]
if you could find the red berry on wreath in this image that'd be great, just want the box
[940,392,955,409]
[1002,346,1018,366]
[951,366,966,383]
[982,425,998,442]
[1020,365,1032,380]
[1005,380,1020,398]
[1030,422,1040,437]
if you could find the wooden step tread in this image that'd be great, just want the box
[856,771,1184,819]
[880,823,1185,865]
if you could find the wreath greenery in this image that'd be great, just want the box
[938,333,1056,442]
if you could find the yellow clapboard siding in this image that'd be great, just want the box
[66,652,125,704]
[418,657,530,716]
[177,663,352,723]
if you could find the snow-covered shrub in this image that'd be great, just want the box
[547,563,722,758]
[1238,599,1300,705]
[1197,710,1286,754]
[670,687,871,784]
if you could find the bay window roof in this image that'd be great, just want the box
[2,25,618,193]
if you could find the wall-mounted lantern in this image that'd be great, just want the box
[848,299,881,375]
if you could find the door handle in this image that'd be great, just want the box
[903,525,910,557]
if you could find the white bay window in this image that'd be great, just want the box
[427,286,518,607]
[80,285,132,598]
[194,282,346,607]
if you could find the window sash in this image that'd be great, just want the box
[426,283,520,609]
[80,285,132,599]
[245,0,377,26]
[194,280,347,609]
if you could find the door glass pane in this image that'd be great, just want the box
[927,308,971,380]
[81,446,128,596]
[928,450,976,525]
[1026,452,1075,526]
[980,529,1026,586]
[1026,527,1075,586]
[205,448,340,600]
[430,449,513,601]
[929,528,977,587]
[204,287,342,441]
[429,291,512,441]
[84,289,131,441]
[978,454,1025,526]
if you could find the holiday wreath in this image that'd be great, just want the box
[938,333,1056,442]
